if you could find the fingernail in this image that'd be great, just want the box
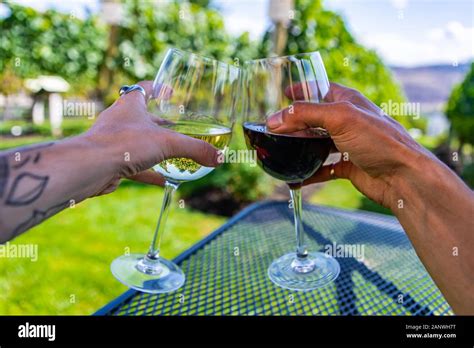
[267,111,282,129]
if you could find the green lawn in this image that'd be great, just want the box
[0,180,225,314]
[0,135,55,150]
[0,134,226,314]
[309,180,392,215]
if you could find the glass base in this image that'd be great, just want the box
[111,253,185,293]
[268,251,340,291]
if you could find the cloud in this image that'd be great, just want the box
[390,0,409,10]
[224,13,269,40]
[0,3,11,18]
[217,0,270,40]
[428,20,474,42]
[361,21,474,66]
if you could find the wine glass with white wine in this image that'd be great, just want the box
[111,48,239,293]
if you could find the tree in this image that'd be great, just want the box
[0,0,257,103]
[0,64,23,120]
[260,0,417,129]
[446,62,474,156]
[0,2,106,96]
[95,0,257,103]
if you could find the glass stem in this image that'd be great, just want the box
[146,181,179,260]
[290,187,308,260]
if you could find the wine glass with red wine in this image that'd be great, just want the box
[242,51,340,291]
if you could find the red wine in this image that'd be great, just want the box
[243,122,333,186]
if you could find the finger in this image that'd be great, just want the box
[267,101,357,136]
[136,80,154,97]
[283,81,380,114]
[283,82,346,103]
[147,112,174,126]
[303,160,353,185]
[128,170,165,186]
[139,80,175,105]
[327,82,381,113]
[324,82,346,102]
[113,80,152,110]
[94,178,121,196]
[160,129,222,167]
[151,82,173,100]
[115,81,173,108]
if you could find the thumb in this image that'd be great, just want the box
[266,101,354,136]
[159,129,222,167]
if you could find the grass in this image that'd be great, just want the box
[309,180,392,215]
[0,118,94,138]
[0,135,55,150]
[0,180,225,314]
[0,133,226,314]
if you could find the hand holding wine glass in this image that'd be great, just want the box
[266,82,427,210]
[87,80,221,195]
[266,81,474,313]
[111,49,239,293]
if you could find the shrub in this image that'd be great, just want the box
[461,162,474,189]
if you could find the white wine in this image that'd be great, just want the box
[153,121,231,182]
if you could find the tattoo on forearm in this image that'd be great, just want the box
[11,155,31,169]
[0,142,54,203]
[0,142,61,236]
[11,200,71,238]
[0,156,8,198]
[33,152,41,163]
[5,173,49,206]
[8,143,53,170]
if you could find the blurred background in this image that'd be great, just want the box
[0,0,472,314]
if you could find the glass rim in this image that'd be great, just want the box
[244,51,323,64]
[166,47,239,71]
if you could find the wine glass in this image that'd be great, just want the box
[242,51,340,291]
[111,48,239,293]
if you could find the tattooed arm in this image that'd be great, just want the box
[0,139,119,240]
[0,81,220,242]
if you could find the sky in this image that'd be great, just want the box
[4,0,474,67]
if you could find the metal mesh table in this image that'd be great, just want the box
[95,201,452,316]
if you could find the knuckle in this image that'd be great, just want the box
[342,86,361,98]
[293,101,308,109]
[202,140,216,156]
[158,129,176,156]
[192,139,215,164]
[286,101,307,120]
[334,101,354,121]
[329,101,360,131]
[281,106,293,123]
[337,100,354,111]
[291,101,303,113]
[349,111,365,129]
[347,87,362,97]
